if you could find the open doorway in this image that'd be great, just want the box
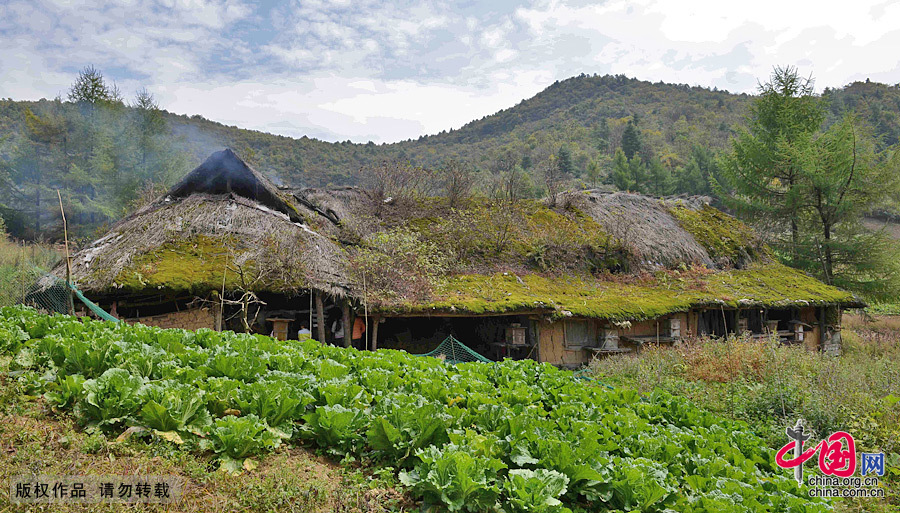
[376,315,536,361]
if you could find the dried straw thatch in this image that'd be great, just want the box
[49,148,848,317]
[574,191,716,269]
[50,151,350,298]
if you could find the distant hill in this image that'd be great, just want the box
[1,74,899,238]
[161,75,900,186]
[157,75,755,185]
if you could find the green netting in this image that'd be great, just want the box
[414,335,493,364]
[22,274,119,323]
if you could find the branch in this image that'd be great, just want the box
[835,120,857,208]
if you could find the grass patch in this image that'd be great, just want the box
[589,315,900,512]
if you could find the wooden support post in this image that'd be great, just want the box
[342,301,352,348]
[213,295,222,331]
[315,291,326,343]
[371,315,381,351]
[57,190,74,316]
[818,306,826,350]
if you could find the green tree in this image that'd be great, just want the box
[674,146,719,196]
[646,158,673,196]
[610,149,647,192]
[557,145,575,176]
[720,67,900,298]
[18,103,68,234]
[621,118,641,160]
[796,116,900,293]
[68,66,112,107]
[132,89,167,176]
[717,66,824,263]
[586,158,603,187]
[592,118,609,151]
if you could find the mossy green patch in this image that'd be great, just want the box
[668,205,763,264]
[383,262,857,320]
[402,200,620,275]
[113,235,251,294]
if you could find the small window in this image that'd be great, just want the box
[565,320,596,347]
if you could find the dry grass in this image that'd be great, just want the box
[589,315,900,512]
[0,239,62,307]
[576,192,716,269]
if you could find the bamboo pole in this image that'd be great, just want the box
[57,190,74,315]
[217,253,227,331]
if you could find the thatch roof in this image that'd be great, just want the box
[574,191,716,268]
[168,149,303,223]
[52,149,860,318]
[49,150,349,299]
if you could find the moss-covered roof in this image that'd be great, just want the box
[55,150,860,316]
[667,203,764,267]
[112,235,257,294]
[380,262,860,320]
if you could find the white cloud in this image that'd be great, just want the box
[1,0,900,144]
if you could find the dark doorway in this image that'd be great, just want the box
[376,315,535,361]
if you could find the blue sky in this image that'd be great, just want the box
[2,0,900,144]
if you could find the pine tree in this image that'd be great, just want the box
[717,66,824,263]
[646,158,673,196]
[586,158,603,187]
[610,149,634,191]
[796,115,900,291]
[557,145,575,176]
[674,146,718,195]
[621,118,641,160]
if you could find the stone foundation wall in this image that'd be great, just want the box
[129,307,216,331]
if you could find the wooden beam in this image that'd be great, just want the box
[378,310,547,318]
[371,315,381,351]
[342,301,352,348]
[315,291,326,343]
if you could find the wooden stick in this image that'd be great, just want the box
[20,240,26,302]
[57,190,74,315]
[342,301,352,348]
[218,253,227,331]
[315,291,326,343]
[363,271,368,351]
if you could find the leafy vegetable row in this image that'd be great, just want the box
[0,306,828,512]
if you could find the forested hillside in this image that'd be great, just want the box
[1,71,899,241]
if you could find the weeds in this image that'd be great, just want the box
[590,314,900,511]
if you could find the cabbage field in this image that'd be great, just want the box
[0,306,829,512]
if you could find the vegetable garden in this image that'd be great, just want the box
[0,306,829,512]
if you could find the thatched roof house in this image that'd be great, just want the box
[46,149,348,330]
[52,149,862,363]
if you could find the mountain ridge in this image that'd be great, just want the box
[1,73,898,238]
